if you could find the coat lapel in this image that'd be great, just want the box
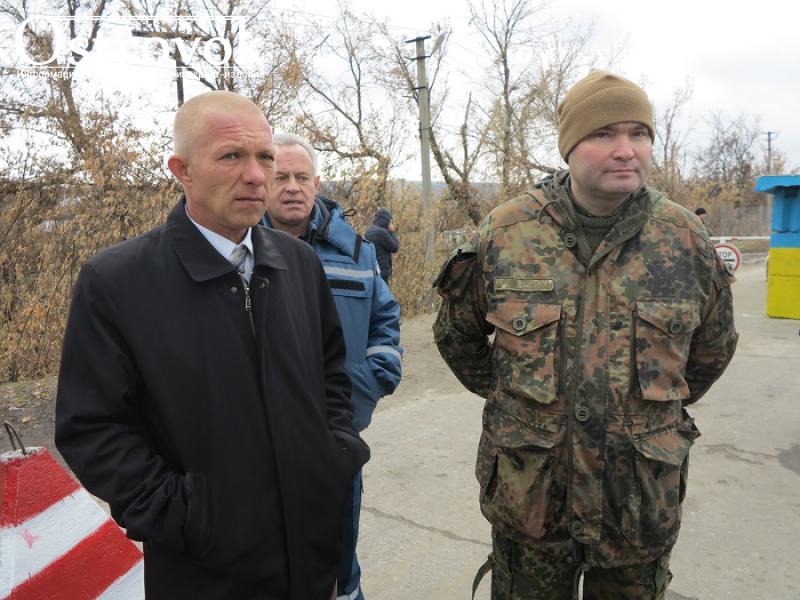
[166,199,236,282]
[252,226,289,272]
[166,199,289,280]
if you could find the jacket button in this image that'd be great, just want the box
[574,405,591,422]
[512,317,528,332]
[230,286,238,293]
[669,319,683,334]
[569,520,584,536]
[564,233,577,248]
[259,281,266,289]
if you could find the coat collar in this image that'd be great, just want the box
[535,170,652,233]
[251,224,288,272]
[167,198,287,282]
[261,196,360,260]
[531,172,654,270]
[312,196,360,258]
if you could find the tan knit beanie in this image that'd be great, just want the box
[557,70,654,161]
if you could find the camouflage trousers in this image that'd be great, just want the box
[485,530,672,600]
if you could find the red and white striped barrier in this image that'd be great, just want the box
[1,447,144,600]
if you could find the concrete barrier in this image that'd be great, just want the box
[1,447,143,599]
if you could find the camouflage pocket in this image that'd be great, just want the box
[481,412,565,541]
[621,427,691,548]
[634,300,701,401]
[487,300,562,405]
[476,429,498,498]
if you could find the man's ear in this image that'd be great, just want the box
[168,155,190,185]
[314,174,321,192]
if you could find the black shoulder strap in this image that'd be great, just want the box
[471,554,494,599]
[353,234,363,262]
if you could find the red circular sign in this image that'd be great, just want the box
[714,243,741,273]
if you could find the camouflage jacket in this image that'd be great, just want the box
[433,172,738,567]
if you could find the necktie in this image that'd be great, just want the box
[228,245,249,279]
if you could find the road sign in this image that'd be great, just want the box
[715,242,741,273]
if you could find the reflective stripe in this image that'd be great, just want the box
[324,266,374,280]
[366,345,402,360]
[337,585,361,600]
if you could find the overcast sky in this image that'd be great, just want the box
[5,0,798,178]
[272,0,799,175]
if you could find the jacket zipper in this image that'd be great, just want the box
[241,276,255,335]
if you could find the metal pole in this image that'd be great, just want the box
[767,131,772,174]
[766,131,776,174]
[406,35,435,264]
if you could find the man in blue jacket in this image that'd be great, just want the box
[262,133,402,600]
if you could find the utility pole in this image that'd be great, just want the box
[406,35,435,265]
[765,131,778,174]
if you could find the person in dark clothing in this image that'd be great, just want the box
[695,207,713,236]
[55,91,368,600]
[364,208,399,284]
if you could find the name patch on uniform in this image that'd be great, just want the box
[495,278,555,292]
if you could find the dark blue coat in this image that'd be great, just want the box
[364,210,399,280]
[263,197,402,430]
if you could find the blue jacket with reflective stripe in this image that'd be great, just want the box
[262,197,402,430]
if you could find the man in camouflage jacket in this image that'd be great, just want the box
[433,72,738,599]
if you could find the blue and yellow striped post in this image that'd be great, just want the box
[755,175,800,319]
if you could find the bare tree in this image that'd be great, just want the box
[293,6,410,211]
[1,0,109,157]
[507,23,597,188]
[121,0,303,123]
[0,0,177,381]
[430,94,487,225]
[649,83,693,199]
[384,24,487,225]
[469,0,547,196]
[385,5,599,224]
[696,112,761,190]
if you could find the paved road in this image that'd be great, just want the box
[358,259,800,600]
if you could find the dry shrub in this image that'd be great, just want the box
[0,152,444,383]
[646,173,770,238]
[387,228,438,317]
[0,149,174,382]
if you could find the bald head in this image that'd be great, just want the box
[173,91,268,159]
[167,90,275,243]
